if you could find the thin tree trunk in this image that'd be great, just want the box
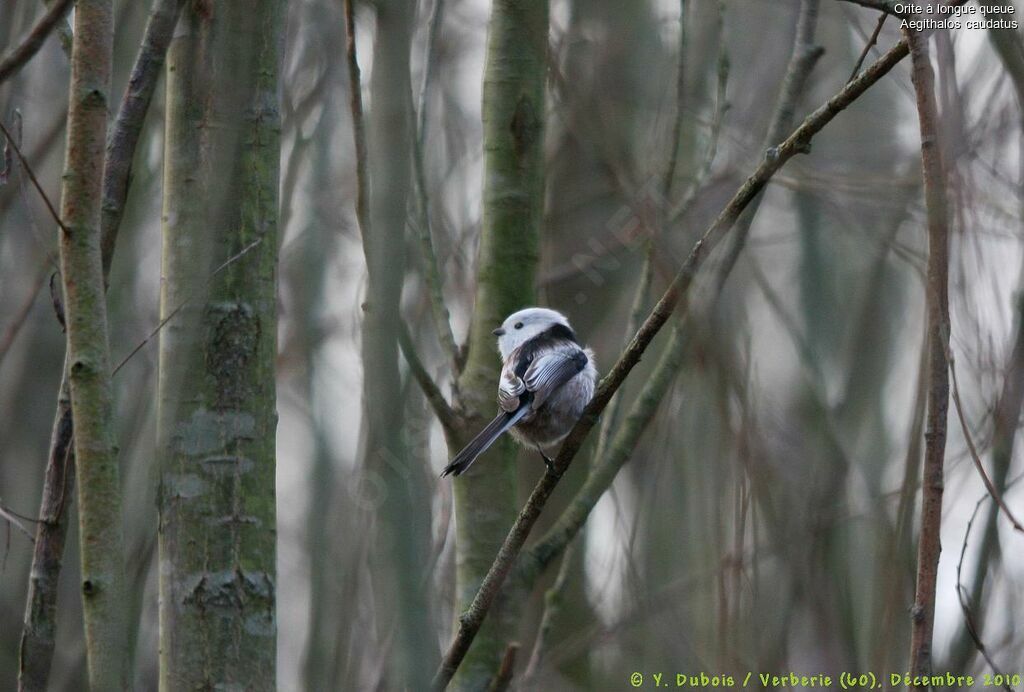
[342,0,436,685]
[157,2,282,688]
[54,0,127,688]
[903,24,951,688]
[446,1,548,688]
[17,382,75,692]
[19,4,184,688]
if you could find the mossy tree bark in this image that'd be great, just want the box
[449,1,548,689]
[157,2,282,688]
[53,0,128,689]
[20,5,184,687]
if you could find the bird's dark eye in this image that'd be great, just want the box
[514,322,523,330]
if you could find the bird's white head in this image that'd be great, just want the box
[492,307,573,360]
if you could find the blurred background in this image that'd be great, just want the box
[2,0,1023,689]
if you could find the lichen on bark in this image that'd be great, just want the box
[157,1,282,688]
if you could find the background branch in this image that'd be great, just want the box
[0,0,73,85]
[398,321,461,435]
[434,35,919,689]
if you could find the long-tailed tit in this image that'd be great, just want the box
[442,307,598,477]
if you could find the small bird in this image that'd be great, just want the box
[442,307,598,477]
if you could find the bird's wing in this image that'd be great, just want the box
[498,361,527,412]
[523,348,588,409]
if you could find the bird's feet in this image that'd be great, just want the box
[536,444,555,473]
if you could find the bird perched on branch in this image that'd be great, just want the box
[442,307,598,477]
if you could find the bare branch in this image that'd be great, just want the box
[398,321,462,435]
[948,351,1024,532]
[433,36,920,690]
[904,23,952,690]
[955,494,1015,692]
[111,238,263,376]
[0,265,46,368]
[101,0,187,275]
[0,0,73,85]
[486,643,518,692]
[0,504,36,543]
[849,13,888,83]
[0,118,68,234]
[411,0,460,375]
[519,0,815,598]
[714,0,823,293]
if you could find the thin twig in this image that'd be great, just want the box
[0,119,67,234]
[398,320,461,435]
[0,0,74,85]
[522,538,578,681]
[0,504,36,542]
[433,36,920,690]
[849,13,887,83]
[110,238,263,376]
[955,493,1014,692]
[0,265,47,368]
[947,349,1024,531]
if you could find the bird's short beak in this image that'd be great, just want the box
[492,327,505,336]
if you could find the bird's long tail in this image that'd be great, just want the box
[442,407,530,477]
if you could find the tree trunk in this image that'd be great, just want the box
[157,2,282,688]
[19,5,183,687]
[53,0,128,688]
[355,0,437,686]
[450,1,548,688]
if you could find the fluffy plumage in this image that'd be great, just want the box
[442,307,597,477]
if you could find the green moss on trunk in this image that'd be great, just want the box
[157,2,282,688]
[451,1,548,688]
[56,0,128,688]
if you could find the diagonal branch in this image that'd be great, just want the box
[955,493,1015,692]
[433,35,920,690]
[0,0,73,85]
[849,13,888,83]
[0,503,36,542]
[0,118,68,234]
[398,321,461,435]
[518,0,817,601]
[947,351,1024,532]
[101,0,187,275]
